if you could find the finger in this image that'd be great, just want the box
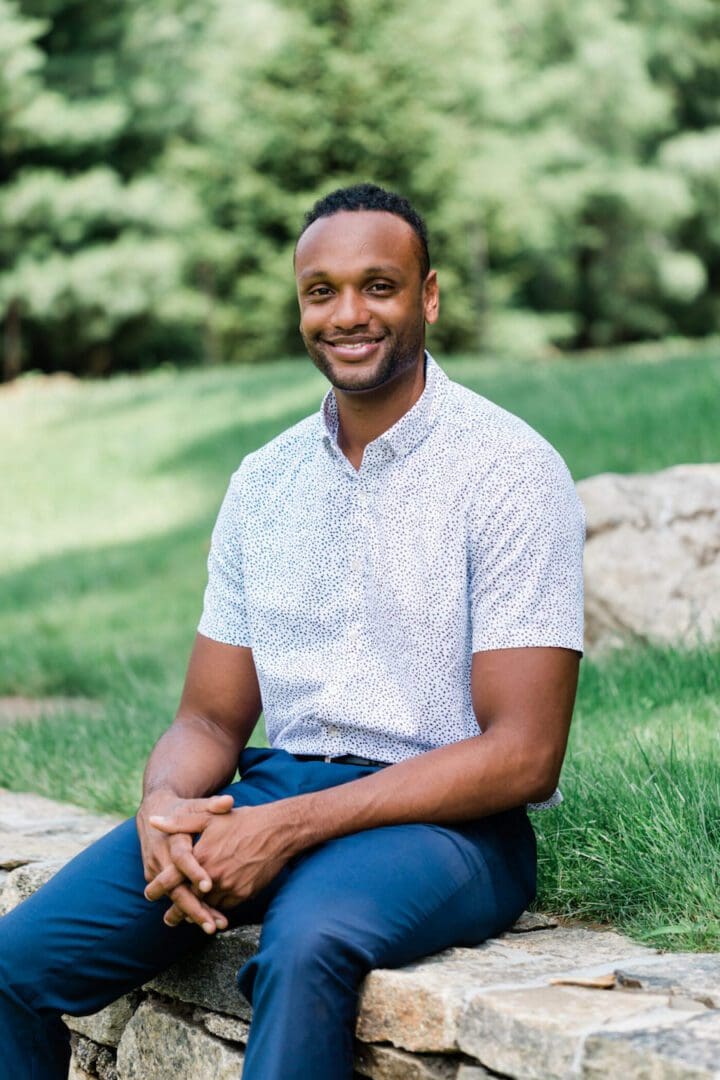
[148,792,235,834]
[144,864,184,902]
[168,837,213,894]
[199,794,235,814]
[149,812,216,835]
[166,886,228,934]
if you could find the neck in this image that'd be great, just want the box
[334,354,426,470]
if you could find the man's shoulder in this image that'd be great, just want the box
[238,410,321,477]
[440,370,563,468]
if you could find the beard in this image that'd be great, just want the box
[302,322,425,394]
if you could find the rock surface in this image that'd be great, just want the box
[357,930,653,1052]
[0,858,63,915]
[145,927,260,1020]
[354,1042,472,1079]
[458,984,704,1079]
[116,999,245,1079]
[578,464,720,651]
[0,788,121,872]
[583,1009,720,1079]
[615,953,720,1009]
[65,995,141,1048]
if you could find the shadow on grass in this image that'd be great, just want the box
[152,401,321,482]
[0,519,216,699]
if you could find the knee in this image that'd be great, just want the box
[271,911,368,970]
[238,917,369,1003]
[0,913,39,1012]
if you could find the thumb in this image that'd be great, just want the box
[205,794,234,814]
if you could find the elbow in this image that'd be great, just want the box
[522,752,563,804]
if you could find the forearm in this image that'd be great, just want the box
[142,713,246,801]
[282,728,558,854]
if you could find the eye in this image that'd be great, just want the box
[368,281,393,294]
[307,285,333,299]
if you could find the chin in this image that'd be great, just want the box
[327,364,391,393]
[310,345,394,393]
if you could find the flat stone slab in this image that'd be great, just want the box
[458,984,707,1079]
[616,953,720,1009]
[583,1008,720,1079]
[498,924,654,963]
[357,931,657,1052]
[0,788,121,871]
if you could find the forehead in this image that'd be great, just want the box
[295,210,420,280]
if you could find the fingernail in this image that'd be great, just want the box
[199,879,211,892]
[202,921,215,934]
[149,815,166,823]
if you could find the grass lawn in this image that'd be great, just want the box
[1,340,719,949]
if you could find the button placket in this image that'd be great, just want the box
[348,480,372,646]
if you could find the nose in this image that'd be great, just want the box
[332,286,369,329]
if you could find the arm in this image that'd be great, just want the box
[154,645,579,915]
[137,632,261,930]
[286,644,579,836]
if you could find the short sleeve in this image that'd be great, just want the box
[469,443,585,653]
[197,467,253,647]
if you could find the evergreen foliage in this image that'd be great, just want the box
[1,0,719,375]
[0,0,207,377]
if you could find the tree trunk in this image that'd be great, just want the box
[3,299,23,383]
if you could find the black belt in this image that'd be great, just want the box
[293,753,391,769]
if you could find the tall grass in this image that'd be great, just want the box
[536,644,720,950]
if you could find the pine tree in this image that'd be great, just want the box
[0,0,207,377]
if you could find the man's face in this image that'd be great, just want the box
[295,210,439,394]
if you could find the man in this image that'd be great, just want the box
[0,183,584,1079]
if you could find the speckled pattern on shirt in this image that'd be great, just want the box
[199,353,585,809]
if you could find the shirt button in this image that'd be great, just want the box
[351,557,363,573]
[358,492,369,508]
[327,724,340,737]
[349,625,360,641]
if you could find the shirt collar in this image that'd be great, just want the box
[319,351,448,461]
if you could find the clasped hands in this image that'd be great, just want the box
[137,792,293,935]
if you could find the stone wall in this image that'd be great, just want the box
[3,859,720,1079]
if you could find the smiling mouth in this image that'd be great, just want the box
[321,337,384,360]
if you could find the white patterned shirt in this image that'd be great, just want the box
[198,353,585,808]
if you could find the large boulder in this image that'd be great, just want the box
[578,464,720,652]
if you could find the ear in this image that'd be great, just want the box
[423,270,439,325]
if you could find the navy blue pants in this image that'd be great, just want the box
[0,747,536,1079]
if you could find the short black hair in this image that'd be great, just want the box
[299,183,430,279]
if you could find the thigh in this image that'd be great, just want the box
[0,769,291,1017]
[254,806,536,972]
[0,817,219,1017]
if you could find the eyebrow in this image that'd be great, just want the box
[297,264,405,283]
